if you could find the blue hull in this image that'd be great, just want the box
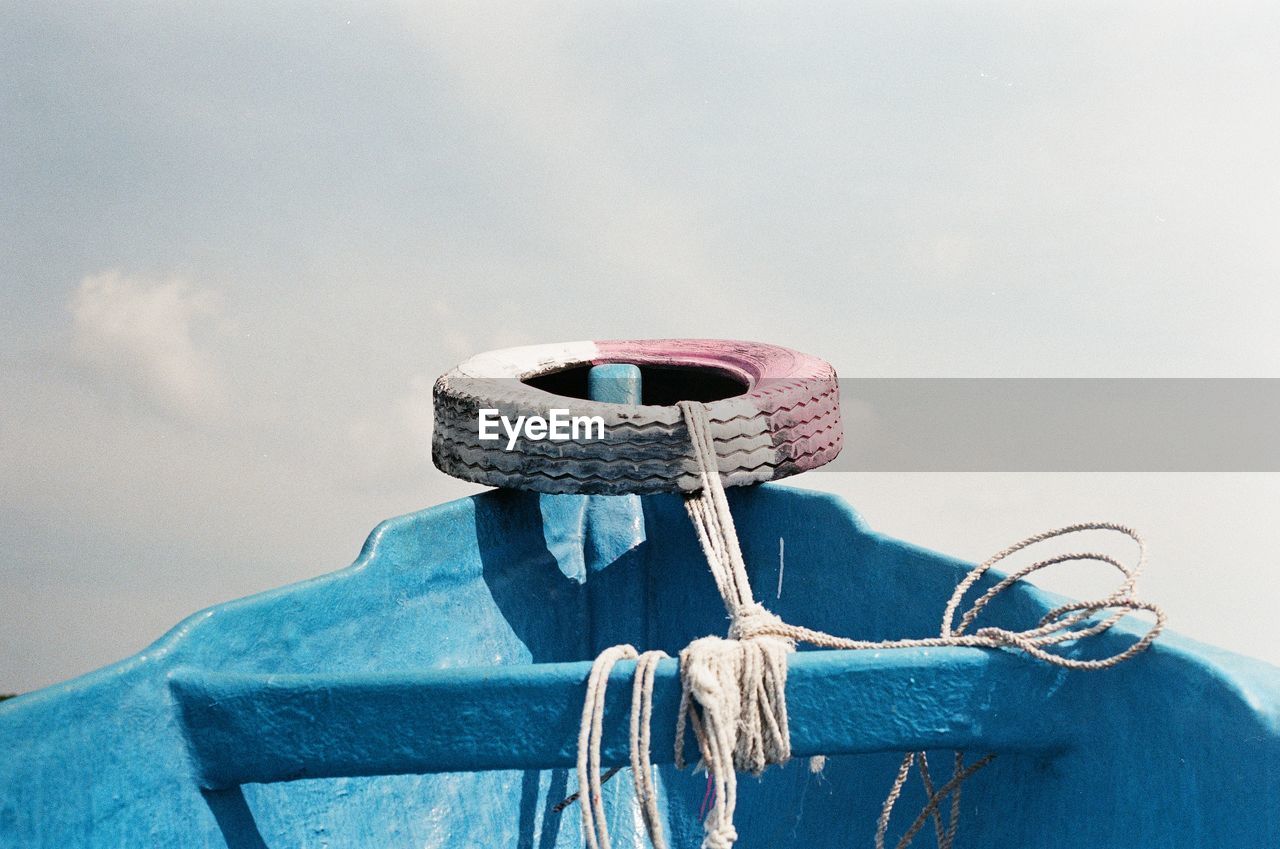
[2,485,1277,847]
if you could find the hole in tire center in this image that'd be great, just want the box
[523,364,748,405]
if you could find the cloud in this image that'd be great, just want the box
[69,272,230,418]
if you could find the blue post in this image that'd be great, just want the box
[586,363,655,591]
[587,364,642,406]
[581,364,646,638]
[536,362,648,642]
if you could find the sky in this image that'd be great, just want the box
[2,2,1278,692]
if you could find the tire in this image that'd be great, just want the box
[432,339,842,494]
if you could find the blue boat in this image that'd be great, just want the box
[2,340,1277,849]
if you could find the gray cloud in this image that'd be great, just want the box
[69,272,230,418]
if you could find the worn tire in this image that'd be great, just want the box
[432,339,842,494]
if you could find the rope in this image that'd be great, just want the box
[569,399,1166,849]
[630,649,670,848]
[577,644,636,849]
[576,646,672,849]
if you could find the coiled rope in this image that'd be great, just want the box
[573,400,1165,849]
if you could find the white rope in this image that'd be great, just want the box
[575,645,672,849]
[577,644,636,849]
[674,634,792,849]
[569,399,1166,849]
[629,649,670,849]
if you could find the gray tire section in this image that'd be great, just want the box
[432,343,842,494]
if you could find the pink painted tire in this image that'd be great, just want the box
[432,339,842,494]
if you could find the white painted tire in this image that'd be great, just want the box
[432,339,842,494]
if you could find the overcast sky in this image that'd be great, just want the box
[2,2,1278,692]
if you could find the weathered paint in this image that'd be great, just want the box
[433,340,842,493]
[1,484,1278,847]
[586,363,643,406]
[172,649,1072,788]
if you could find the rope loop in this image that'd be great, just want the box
[568,401,1165,849]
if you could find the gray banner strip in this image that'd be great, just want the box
[828,379,1280,472]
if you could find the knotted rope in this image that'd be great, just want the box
[571,399,1166,849]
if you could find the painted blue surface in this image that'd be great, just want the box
[586,363,642,405]
[1,484,1278,848]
